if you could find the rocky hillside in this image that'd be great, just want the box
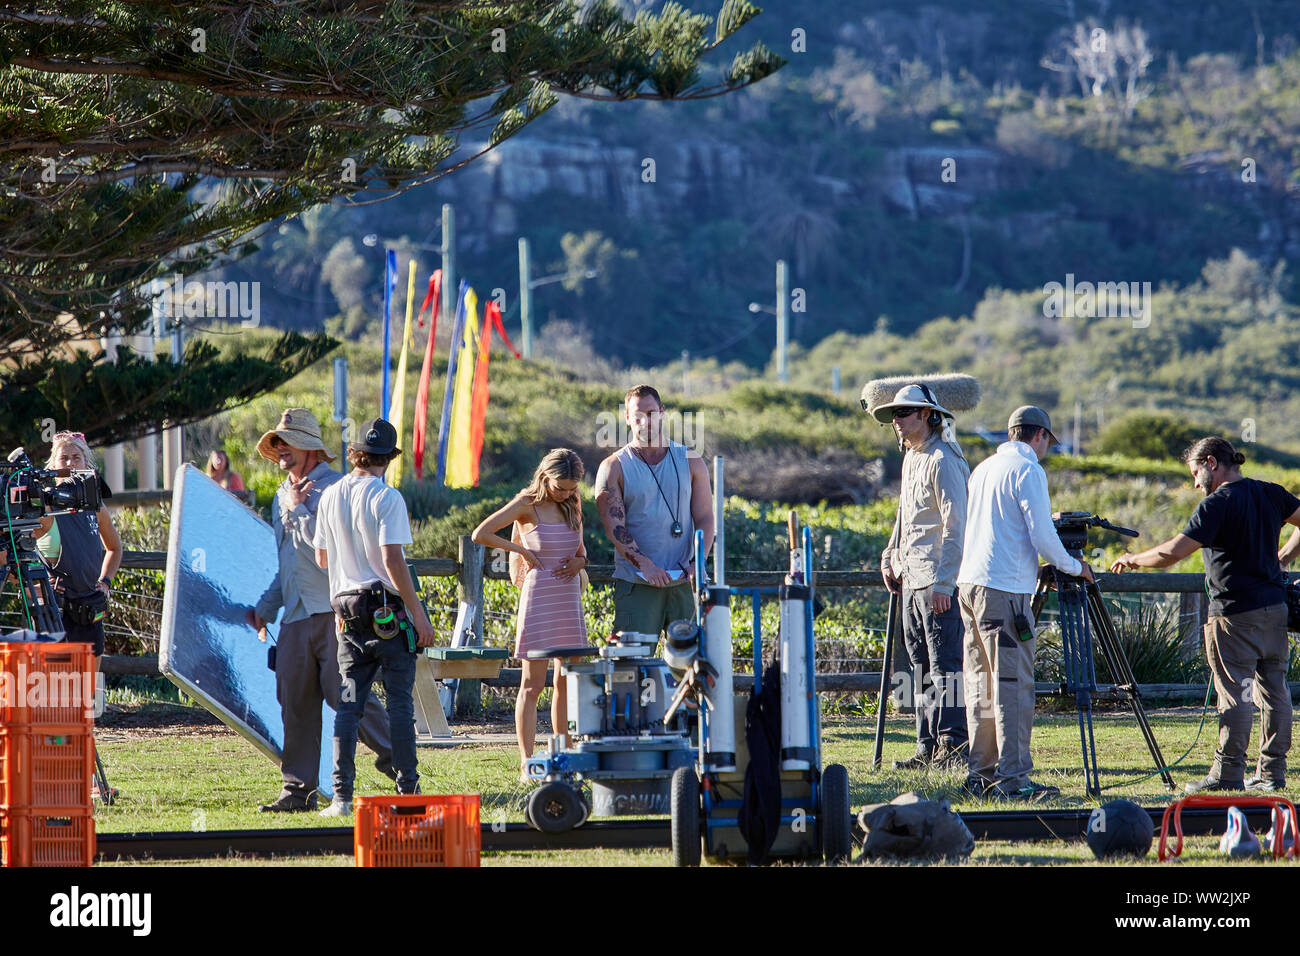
[214,0,1300,368]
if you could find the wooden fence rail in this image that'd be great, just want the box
[106,539,1234,706]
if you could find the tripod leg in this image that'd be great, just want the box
[871,591,900,771]
[1059,576,1102,795]
[94,745,115,806]
[1085,583,1177,791]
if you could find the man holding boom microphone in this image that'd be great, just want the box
[874,384,970,770]
[1112,437,1300,793]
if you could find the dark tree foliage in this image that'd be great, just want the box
[0,0,781,449]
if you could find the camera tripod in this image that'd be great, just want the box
[1031,514,1176,796]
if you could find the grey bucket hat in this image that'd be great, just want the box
[869,383,955,425]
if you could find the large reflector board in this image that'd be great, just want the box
[159,464,334,797]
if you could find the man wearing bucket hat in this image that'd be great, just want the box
[873,384,970,770]
[313,417,436,816]
[956,406,1093,802]
[245,408,396,812]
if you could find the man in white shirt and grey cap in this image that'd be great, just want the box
[957,406,1094,801]
[873,384,970,770]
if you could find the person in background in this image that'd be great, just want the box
[874,384,970,771]
[473,449,588,782]
[1114,437,1300,794]
[957,406,1093,802]
[35,431,122,667]
[206,449,246,493]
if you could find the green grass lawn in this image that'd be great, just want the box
[91,705,1300,866]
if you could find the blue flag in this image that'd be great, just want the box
[435,281,469,484]
[381,248,398,419]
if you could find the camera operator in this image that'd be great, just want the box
[957,407,1093,801]
[33,432,122,664]
[1112,437,1300,793]
[874,384,970,770]
[312,418,435,817]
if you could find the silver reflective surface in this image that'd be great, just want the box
[159,464,334,796]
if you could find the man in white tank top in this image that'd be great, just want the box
[594,385,715,641]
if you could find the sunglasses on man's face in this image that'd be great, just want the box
[891,408,920,420]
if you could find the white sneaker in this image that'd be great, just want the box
[319,798,353,818]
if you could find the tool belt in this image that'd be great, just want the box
[332,582,411,646]
[62,591,108,629]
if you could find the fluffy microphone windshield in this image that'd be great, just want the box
[860,373,982,416]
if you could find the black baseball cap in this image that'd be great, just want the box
[350,418,399,455]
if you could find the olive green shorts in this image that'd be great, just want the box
[612,579,696,640]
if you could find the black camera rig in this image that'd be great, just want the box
[1052,511,1139,554]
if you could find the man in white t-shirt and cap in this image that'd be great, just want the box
[312,417,436,816]
[957,405,1093,802]
[873,384,970,770]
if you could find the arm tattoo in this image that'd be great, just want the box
[609,504,625,521]
[613,525,644,569]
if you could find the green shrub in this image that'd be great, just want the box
[1094,413,1209,462]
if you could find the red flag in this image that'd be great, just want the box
[468,302,498,485]
[489,304,521,359]
[412,270,442,479]
[414,271,439,328]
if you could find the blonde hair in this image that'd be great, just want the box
[46,433,97,472]
[522,448,585,531]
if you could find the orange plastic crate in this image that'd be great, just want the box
[0,726,94,810]
[1,809,95,867]
[354,794,480,867]
[0,642,97,726]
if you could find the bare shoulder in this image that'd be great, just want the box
[504,493,538,521]
[595,454,623,492]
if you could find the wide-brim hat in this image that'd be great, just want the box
[257,407,337,462]
[869,383,955,425]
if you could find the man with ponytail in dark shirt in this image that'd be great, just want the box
[1111,437,1300,794]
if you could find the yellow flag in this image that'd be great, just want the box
[386,259,418,487]
[445,287,479,488]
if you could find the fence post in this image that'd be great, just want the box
[455,535,486,717]
[1178,590,1206,660]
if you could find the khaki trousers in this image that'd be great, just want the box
[1204,603,1292,781]
[959,584,1036,791]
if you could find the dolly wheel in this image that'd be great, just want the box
[671,766,702,867]
[821,764,852,865]
[527,782,585,833]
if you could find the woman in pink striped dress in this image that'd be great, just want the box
[473,449,588,779]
